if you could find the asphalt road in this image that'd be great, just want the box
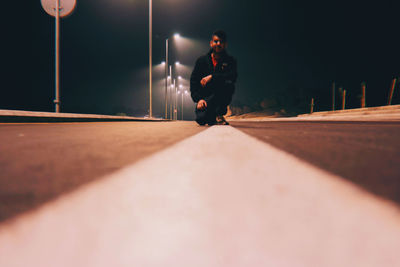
[231,121,400,206]
[0,121,205,222]
[1,120,400,223]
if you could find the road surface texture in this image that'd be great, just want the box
[230,121,400,205]
[1,121,400,267]
[0,121,205,222]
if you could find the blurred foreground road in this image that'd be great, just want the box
[0,121,205,222]
[1,120,400,266]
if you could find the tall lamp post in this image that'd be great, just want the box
[174,78,177,120]
[182,90,188,120]
[179,85,183,120]
[165,34,180,119]
[178,89,188,120]
[164,39,168,119]
[149,0,153,118]
[169,66,173,119]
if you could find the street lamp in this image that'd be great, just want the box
[169,65,173,119]
[149,0,153,118]
[183,90,188,120]
[165,34,181,119]
[164,37,168,119]
[179,89,188,120]
[167,62,181,120]
[174,78,177,120]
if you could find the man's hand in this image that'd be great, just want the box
[200,75,212,87]
[197,99,207,110]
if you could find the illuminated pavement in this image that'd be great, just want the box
[1,123,400,266]
[0,121,205,222]
[231,121,400,205]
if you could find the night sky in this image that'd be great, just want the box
[3,0,400,118]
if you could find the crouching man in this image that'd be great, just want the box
[190,30,238,125]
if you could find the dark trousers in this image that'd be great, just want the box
[195,100,228,125]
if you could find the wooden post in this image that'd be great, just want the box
[310,98,314,114]
[332,82,335,111]
[388,78,397,105]
[361,82,366,108]
[342,89,346,110]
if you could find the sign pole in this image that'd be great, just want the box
[55,0,60,112]
[41,0,76,112]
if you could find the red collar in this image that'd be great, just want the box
[211,53,219,69]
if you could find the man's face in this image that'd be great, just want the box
[210,35,226,54]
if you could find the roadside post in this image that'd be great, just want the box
[342,89,346,110]
[41,0,76,113]
[361,82,366,108]
[387,78,397,105]
[310,98,314,114]
[332,82,335,111]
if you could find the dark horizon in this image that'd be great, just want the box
[3,0,400,118]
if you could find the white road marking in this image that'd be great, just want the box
[1,126,400,267]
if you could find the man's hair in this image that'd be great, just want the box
[212,30,227,43]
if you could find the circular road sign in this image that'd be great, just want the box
[41,0,77,18]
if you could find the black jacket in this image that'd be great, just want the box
[190,50,237,106]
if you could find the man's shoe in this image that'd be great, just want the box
[216,116,229,125]
[207,119,216,126]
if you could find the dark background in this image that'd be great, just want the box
[2,0,400,118]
